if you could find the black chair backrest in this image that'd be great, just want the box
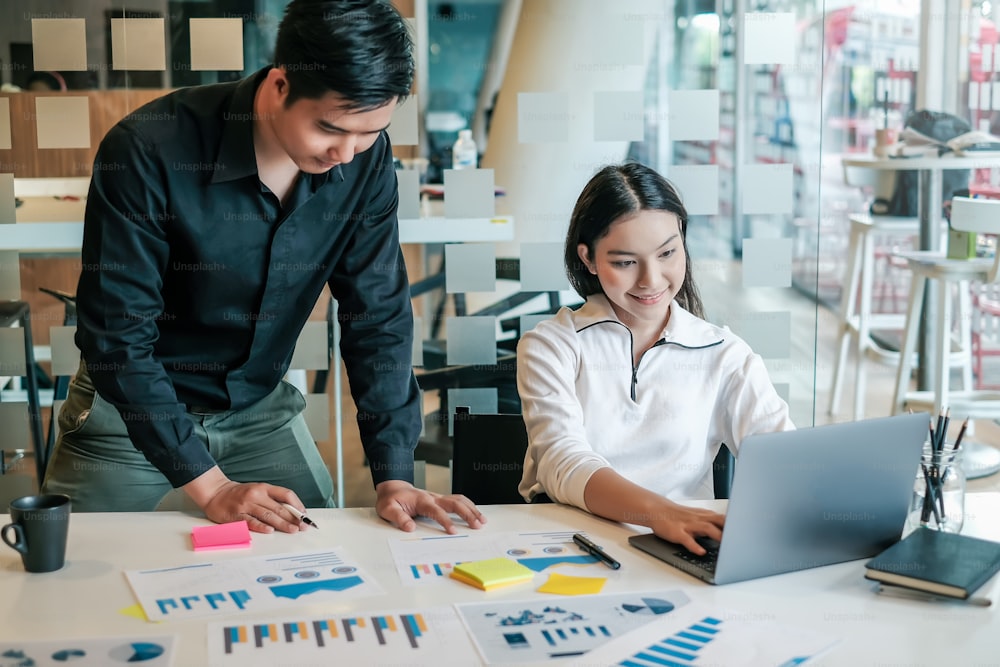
[713,445,735,500]
[451,407,528,505]
[451,405,735,503]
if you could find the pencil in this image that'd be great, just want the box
[953,417,969,451]
[935,408,946,452]
[939,407,951,451]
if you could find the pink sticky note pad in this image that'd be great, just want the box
[191,521,252,551]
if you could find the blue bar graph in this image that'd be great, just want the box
[156,589,250,615]
[616,616,722,666]
[538,625,612,650]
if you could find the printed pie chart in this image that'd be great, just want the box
[51,649,87,661]
[622,598,675,615]
[108,642,165,662]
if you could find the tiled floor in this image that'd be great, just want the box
[3,259,999,510]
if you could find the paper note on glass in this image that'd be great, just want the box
[455,588,690,664]
[207,606,478,667]
[125,548,383,622]
[582,602,840,666]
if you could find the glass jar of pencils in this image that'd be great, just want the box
[903,442,966,536]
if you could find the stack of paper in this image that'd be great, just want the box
[449,557,534,591]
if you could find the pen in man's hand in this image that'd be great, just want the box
[573,533,621,570]
[281,503,319,529]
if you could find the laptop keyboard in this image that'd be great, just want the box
[674,537,720,573]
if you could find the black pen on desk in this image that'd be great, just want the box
[281,503,319,529]
[573,533,621,570]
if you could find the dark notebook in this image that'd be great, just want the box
[864,529,1000,599]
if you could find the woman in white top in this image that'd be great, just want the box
[517,163,794,554]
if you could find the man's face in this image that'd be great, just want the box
[268,84,397,174]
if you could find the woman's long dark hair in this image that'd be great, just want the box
[565,163,704,318]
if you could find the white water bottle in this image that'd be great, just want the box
[452,129,477,170]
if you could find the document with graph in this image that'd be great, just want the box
[387,529,610,586]
[206,606,479,666]
[582,602,839,666]
[124,548,384,621]
[454,589,691,664]
[0,636,177,667]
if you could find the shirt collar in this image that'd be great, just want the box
[210,67,336,190]
[574,293,724,348]
[211,68,268,184]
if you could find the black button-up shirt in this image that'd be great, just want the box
[77,67,420,487]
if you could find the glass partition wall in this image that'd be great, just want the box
[6,0,996,505]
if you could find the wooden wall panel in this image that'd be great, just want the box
[0,90,170,178]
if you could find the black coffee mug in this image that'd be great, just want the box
[2,494,71,573]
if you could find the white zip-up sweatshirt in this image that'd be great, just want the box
[517,294,794,508]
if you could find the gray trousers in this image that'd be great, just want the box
[41,364,335,511]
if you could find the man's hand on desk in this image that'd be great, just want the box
[184,466,307,534]
[375,479,486,534]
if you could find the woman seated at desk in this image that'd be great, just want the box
[517,163,794,555]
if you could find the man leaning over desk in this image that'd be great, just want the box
[41,0,485,536]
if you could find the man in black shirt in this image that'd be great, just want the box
[42,0,485,535]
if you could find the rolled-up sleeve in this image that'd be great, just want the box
[75,126,216,486]
[327,137,421,486]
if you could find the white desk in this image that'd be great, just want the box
[3,495,999,665]
[3,192,514,253]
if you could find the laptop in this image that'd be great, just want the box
[628,413,929,585]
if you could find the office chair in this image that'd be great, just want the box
[414,257,561,466]
[450,407,529,505]
[713,445,735,500]
[450,406,736,504]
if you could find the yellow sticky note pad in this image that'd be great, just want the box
[119,603,154,622]
[537,572,607,596]
[450,557,534,591]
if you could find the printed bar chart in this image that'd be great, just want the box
[539,625,612,647]
[409,562,457,579]
[223,613,428,654]
[157,589,249,616]
[209,606,479,665]
[617,616,721,666]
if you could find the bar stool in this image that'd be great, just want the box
[828,213,919,419]
[891,197,1000,478]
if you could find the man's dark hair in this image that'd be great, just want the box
[274,0,414,109]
